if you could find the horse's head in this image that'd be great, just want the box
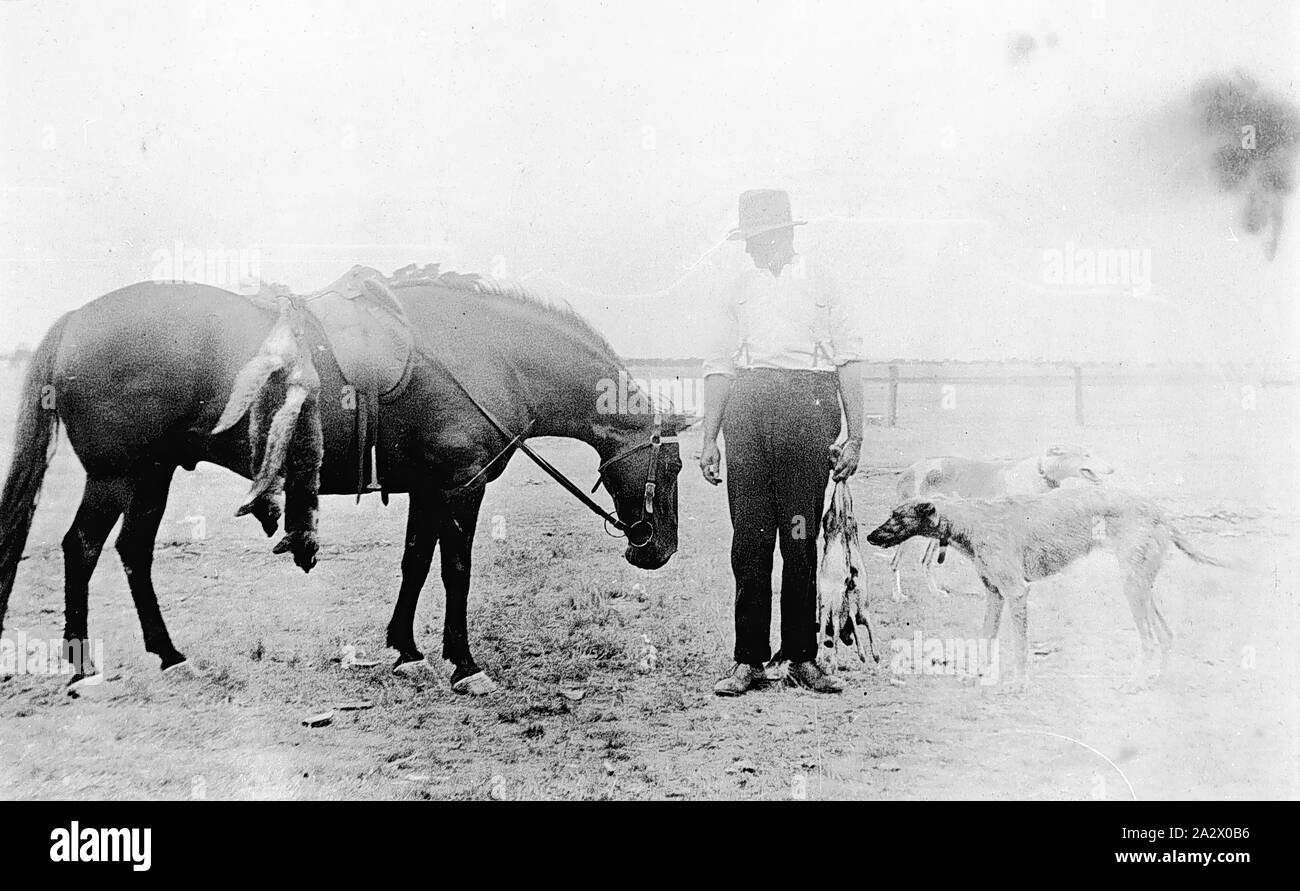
[597,413,688,570]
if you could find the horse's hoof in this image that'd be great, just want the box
[451,671,498,696]
[65,669,103,694]
[392,657,429,676]
[158,652,188,671]
[162,659,204,679]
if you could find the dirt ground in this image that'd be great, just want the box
[1,367,1296,800]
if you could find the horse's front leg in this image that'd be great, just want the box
[440,487,494,695]
[386,485,439,669]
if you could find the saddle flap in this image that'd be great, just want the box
[305,266,414,398]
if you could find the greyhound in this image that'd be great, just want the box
[865,487,1231,690]
[888,445,1114,601]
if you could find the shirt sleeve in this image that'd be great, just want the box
[701,288,738,377]
[823,266,864,365]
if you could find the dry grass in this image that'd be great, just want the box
[1,368,1297,799]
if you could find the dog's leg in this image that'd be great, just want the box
[1146,545,1175,675]
[975,578,1005,686]
[1002,582,1034,692]
[923,540,951,599]
[1150,599,1174,671]
[890,542,908,602]
[1121,575,1165,692]
[1118,537,1168,691]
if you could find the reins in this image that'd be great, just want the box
[439,363,668,547]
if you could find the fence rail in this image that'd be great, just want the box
[869,363,1089,426]
[622,360,1297,428]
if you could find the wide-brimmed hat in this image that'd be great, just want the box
[726,189,808,241]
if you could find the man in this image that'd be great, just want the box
[700,189,865,696]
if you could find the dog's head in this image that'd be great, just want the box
[1040,444,1115,486]
[866,500,942,549]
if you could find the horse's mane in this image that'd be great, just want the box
[387,264,616,355]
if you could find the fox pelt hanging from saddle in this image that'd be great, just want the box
[816,479,881,672]
[211,294,323,571]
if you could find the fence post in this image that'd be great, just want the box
[887,364,899,427]
[1073,364,1085,426]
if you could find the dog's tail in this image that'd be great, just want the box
[859,465,908,479]
[1168,525,1235,569]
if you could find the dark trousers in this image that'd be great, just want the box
[723,369,842,665]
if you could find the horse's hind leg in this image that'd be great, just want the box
[115,463,187,671]
[61,476,131,681]
[386,486,439,669]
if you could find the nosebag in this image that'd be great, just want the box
[816,480,881,673]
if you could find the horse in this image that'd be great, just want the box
[0,272,685,695]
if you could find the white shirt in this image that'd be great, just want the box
[702,252,864,377]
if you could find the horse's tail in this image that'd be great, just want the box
[0,313,71,635]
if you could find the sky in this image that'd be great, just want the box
[1,0,1297,362]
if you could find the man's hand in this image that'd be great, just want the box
[699,439,723,486]
[830,437,861,482]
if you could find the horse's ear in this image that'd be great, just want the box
[663,413,698,435]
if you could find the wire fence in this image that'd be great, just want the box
[621,360,1298,428]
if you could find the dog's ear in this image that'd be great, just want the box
[914,501,937,519]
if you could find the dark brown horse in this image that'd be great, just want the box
[0,273,684,694]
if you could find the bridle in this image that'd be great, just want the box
[440,364,673,549]
[592,414,671,548]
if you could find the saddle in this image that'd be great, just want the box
[303,266,415,497]
[248,266,416,498]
